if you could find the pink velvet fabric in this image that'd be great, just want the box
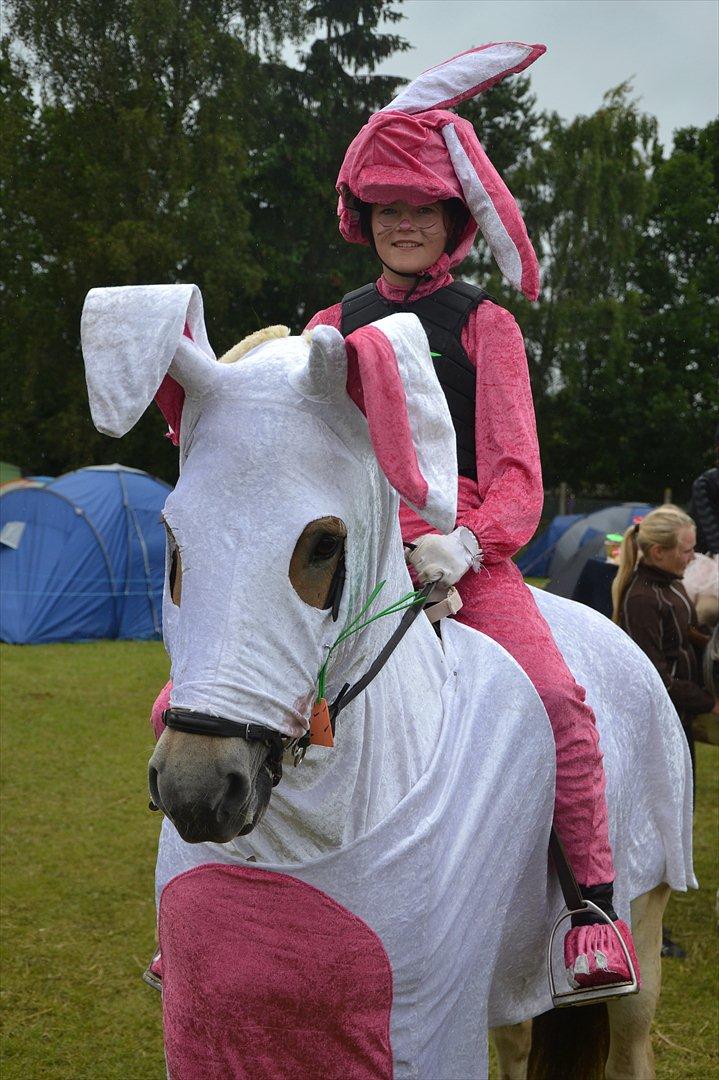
[564,919,640,989]
[306,281,614,887]
[154,321,193,445]
[345,324,428,511]
[150,679,171,740]
[158,864,393,1080]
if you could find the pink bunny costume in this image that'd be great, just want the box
[305,42,636,987]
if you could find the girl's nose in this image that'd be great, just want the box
[397,216,413,230]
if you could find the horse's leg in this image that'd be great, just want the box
[491,1020,533,1080]
[605,883,670,1080]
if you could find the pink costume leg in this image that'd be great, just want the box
[456,560,639,988]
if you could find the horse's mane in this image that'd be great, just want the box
[218,325,290,365]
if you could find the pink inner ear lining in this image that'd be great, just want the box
[345,325,428,512]
[154,321,192,445]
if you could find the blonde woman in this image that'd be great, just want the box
[612,504,717,722]
[612,505,717,956]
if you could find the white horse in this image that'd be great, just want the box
[81,285,694,1080]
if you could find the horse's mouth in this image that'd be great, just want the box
[151,760,273,844]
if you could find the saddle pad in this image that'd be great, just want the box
[159,863,393,1080]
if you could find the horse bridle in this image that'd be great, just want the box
[161,579,434,789]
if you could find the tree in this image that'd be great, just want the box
[631,119,719,498]
[497,87,663,499]
[244,1,408,329]
[1,1,306,478]
[1,0,407,479]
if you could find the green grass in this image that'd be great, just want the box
[1,643,717,1079]
[1,642,169,1079]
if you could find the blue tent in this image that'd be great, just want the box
[0,465,171,644]
[516,514,582,576]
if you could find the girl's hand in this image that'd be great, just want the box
[407,526,482,587]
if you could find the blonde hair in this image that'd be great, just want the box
[611,504,695,623]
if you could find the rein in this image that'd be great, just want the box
[162,579,434,788]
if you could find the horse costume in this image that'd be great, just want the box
[81,284,694,1079]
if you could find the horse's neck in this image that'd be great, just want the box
[236,618,447,864]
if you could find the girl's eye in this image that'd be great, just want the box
[312,534,342,562]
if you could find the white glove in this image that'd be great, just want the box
[407,526,482,587]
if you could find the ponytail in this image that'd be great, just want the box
[611,525,640,623]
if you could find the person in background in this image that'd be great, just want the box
[611,504,718,958]
[688,426,719,556]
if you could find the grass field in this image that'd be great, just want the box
[1,641,717,1079]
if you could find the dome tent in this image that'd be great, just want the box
[0,465,171,644]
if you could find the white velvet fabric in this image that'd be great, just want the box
[157,621,557,1080]
[81,284,215,437]
[382,42,536,114]
[442,123,523,292]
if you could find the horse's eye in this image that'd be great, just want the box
[312,534,342,562]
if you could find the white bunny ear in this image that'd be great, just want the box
[81,284,217,437]
[345,313,458,533]
[382,42,546,115]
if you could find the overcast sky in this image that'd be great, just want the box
[368,0,718,149]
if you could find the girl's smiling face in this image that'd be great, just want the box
[371,201,449,285]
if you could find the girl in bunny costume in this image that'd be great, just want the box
[304,42,639,991]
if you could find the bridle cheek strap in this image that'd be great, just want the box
[162,708,286,786]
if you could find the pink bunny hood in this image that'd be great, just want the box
[337,42,545,300]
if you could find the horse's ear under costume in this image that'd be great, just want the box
[304,318,457,533]
[337,41,543,300]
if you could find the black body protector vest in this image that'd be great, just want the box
[341,282,487,480]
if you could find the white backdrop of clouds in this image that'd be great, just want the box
[371,0,718,148]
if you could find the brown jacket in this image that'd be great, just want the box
[620,562,714,718]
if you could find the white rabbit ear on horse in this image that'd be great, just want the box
[382,42,546,114]
[345,313,458,533]
[81,284,217,438]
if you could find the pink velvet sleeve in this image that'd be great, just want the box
[456,303,543,563]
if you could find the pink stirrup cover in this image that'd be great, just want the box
[159,864,394,1080]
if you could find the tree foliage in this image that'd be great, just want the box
[1,4,716,504]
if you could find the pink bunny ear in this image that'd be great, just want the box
[344,314,457,533]
[382,42,546,115]
[442,119,539,300]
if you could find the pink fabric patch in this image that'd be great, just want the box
[564,919,640,990]
[345,325,428,512]
[154,321,193,445]
[150,680,172,740]
[159,864,394,1080]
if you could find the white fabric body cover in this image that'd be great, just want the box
[82,285,694,1079]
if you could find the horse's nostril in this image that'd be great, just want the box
[148,765,161,808]
[218,771,250,822]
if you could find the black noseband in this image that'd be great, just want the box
[162,708,286,787]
